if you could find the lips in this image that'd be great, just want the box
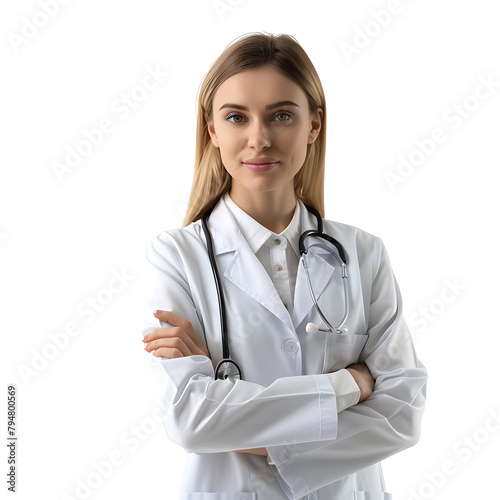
[243,157,279,164]
[242,159,279,173]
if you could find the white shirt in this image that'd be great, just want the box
[223,192,360,432]
[223,192,301,313]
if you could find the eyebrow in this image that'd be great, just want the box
[218,100,300,112]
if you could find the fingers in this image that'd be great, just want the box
[143,310,209,358]
[144,336,190,359]
[144,328,205,357]
[152,310,204,350]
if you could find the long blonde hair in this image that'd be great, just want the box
[182,32,327,227]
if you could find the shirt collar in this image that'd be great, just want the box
[222,192,302,258]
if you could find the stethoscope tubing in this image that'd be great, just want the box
[301,254,349,334]
[201,200,349,381]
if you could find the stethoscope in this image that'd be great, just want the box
[201,201,349,382]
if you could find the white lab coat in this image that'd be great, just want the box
[141,195,427,500]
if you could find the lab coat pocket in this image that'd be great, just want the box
[179,493,256,500]
[353,491,392,500]
[323,332,369,372]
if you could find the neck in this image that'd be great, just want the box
[228,187,297,234]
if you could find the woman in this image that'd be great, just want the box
[141,32,427,500]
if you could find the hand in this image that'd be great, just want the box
[346,363,375,402]
[143,310,210,359]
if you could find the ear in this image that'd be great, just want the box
[206,114,220,148]
[307,107,323,144]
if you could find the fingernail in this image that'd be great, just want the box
[153,309,164,314]
[144,334,149,341]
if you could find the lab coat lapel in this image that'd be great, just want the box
[207,197,296,333]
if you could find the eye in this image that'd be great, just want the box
[224,111,294,124]
[225,112,244,123]
[275,112,293,122]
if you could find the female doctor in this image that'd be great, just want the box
[141,32,427,500]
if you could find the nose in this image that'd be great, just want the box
[247,118,272,150]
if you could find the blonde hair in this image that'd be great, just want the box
[182,32,327,227]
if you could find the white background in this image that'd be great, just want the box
[1,1,499,499]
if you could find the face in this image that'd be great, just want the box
[206,65,322,203]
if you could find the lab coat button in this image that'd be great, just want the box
[284,339,299,354]
[274,238,281,245]
[275,264,283,271]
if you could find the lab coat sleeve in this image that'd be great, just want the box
[265,239,428,499]
[142,231,347,454]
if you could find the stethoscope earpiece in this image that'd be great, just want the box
[306,322,319,334]
[306,323,349,334]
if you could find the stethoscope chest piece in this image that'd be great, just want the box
[215,358,242,382]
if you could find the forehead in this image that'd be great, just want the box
[213,65,308,108]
